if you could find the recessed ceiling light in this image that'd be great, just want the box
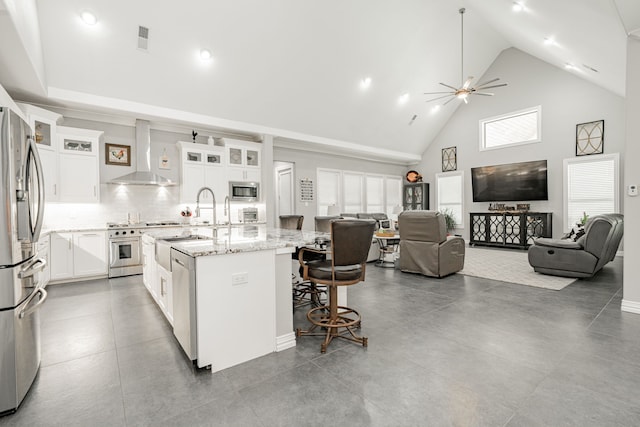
[360,77,372,89]
[430,105,441,114]
[512,2,524,12]
[398,93,409,104]
[564,63,578,71]
[199,49,212,61]
[543,37,555,46]
[80,11,98,26]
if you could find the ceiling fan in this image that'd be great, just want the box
[424,8,507,105]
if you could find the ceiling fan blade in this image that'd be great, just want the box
[476,83,508,90]
[425,94,455,103]
[423,91,455,95]
[473,92,494,96]
[463,76,474,89]
[475,77,500,88]
[463,97,469,104]
[439,82,459,91]
[443,96,457,106]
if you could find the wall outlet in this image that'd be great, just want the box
[629,185,638,196]
[231,272,249,285]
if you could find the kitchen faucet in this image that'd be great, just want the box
[195,186,216,236]
[223,196,231,224]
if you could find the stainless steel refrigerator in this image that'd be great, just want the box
[0,107,47,415]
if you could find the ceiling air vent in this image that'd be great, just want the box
[137,26,149,50]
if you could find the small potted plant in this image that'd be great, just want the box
[439,208,456,235]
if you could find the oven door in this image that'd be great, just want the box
[109,238,142,268]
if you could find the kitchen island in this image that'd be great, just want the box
[142,225,326,373]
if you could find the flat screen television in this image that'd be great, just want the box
[471,160,548,202]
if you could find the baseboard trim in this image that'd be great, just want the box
[621,299,640,315]
[276,332,296,352]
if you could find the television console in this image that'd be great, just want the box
[469,212,552,250]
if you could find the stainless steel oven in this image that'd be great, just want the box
[108,225,143,278]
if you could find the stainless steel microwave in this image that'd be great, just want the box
[229,181,260,201]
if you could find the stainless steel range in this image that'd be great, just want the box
[108,223,144,278]
[107,221,181,278]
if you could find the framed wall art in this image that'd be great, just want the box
[106,143,131,166]
[442,146,457,172]
[576,120,604,156]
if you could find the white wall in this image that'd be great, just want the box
[622,37,640,314]
[274,147,406,231]
[415,48,625,239]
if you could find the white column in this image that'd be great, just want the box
[622,36,640,314]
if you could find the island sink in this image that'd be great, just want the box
[155,235,213,270]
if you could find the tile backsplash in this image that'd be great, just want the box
[43,185,265,229]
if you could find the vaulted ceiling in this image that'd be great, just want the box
[1,0,638,164]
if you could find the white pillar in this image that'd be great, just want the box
[622,36,640,314]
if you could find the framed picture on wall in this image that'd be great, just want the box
[442,146,457,172]
[106,143,131,166]
[576,120,604,156]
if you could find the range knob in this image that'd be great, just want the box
[130,230,135,234]
[115,231,120,236]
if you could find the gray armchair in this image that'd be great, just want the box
[398,210,465,278]
[528,213,623,278]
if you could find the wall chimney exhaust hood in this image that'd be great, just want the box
[109,120,176,186]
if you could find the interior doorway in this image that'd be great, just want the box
[275,162,295,219]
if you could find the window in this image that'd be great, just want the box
[385,176,402,216]
[317,168,402,217]
[343,172,364,213]
[317,169,341,215]
[480,106,541,151]
[436,171,464,227]
[563,153,619,231]
[366,175,384,213]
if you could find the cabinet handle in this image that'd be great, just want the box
[94,186,96,197]
[68,238,71,250]
[53,184,57,195]
[161,278,166,296]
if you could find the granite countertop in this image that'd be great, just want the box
[145,225,327,257]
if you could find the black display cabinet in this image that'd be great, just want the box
[403,183,429,210]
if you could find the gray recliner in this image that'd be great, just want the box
[528,213,623,278]
[398,210,465,278]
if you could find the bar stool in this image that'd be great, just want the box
[296,219,376,353]
[279,215,304,230]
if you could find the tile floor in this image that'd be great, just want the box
[1,256,639,426]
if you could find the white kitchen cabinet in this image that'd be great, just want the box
[142,234,173,325]
[17,104,63,202]
[37,234,51,287]
[58,153,99,202]
[178,141,226,204]
[49,231,107,283]
[227,167,261,183]
[73,232,107,277]
[157,265,173,324]
[57,126,102,203]
[225,139,262,183]
[50,232,74,281]
[142,239,156,295]
[16,103,62,151]
[38,148,59,202]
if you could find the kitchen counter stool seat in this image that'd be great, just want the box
[296,219,375,353]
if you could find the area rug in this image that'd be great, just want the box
[459,246,577,290]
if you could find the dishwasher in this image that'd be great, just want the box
[171,248,197,361]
